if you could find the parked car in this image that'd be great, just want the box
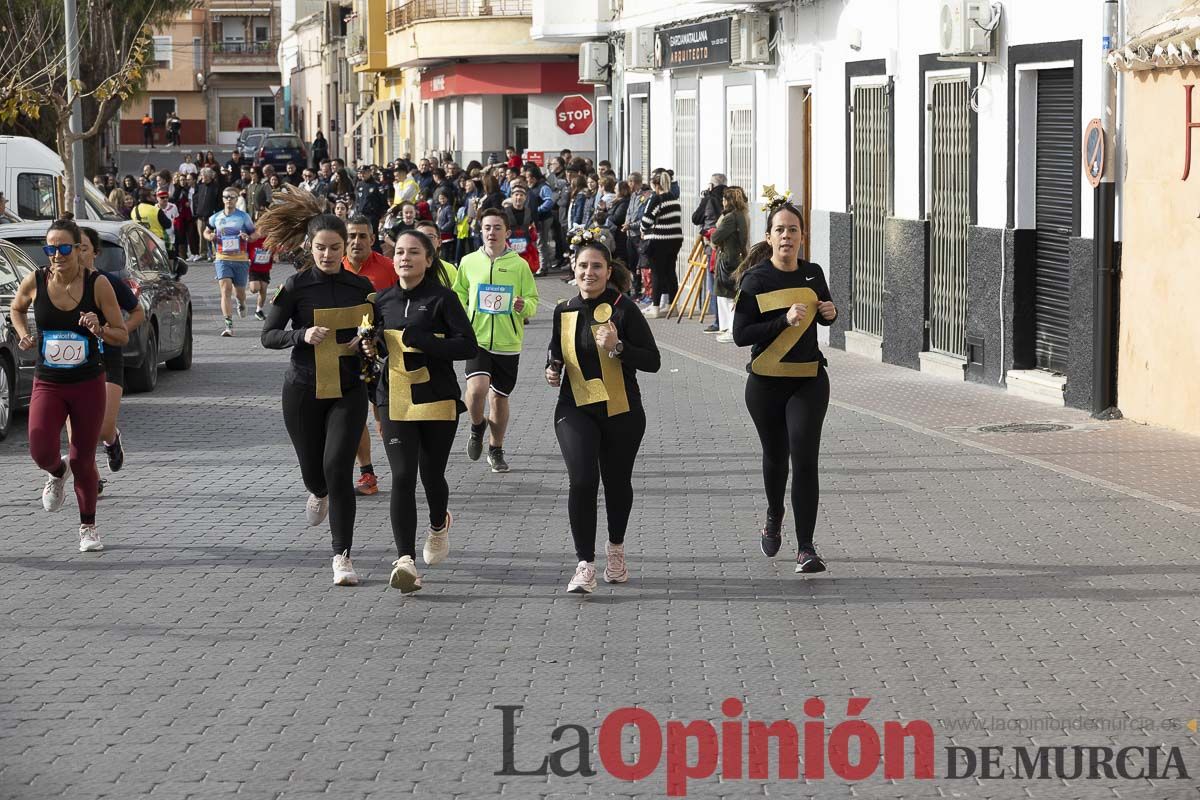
[237,126,273,158]
[1,220,193,393]
[0,239,36,440]
[0,136,123,222]
[255,134,308,171]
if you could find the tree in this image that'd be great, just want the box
[0,0,195,209]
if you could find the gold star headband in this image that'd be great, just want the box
[761,184,794,212]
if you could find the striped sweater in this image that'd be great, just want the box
[640,193,684,242]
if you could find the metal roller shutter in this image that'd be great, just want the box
[1033,68,1074,374]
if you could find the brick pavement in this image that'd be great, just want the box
[1,265,1198,800]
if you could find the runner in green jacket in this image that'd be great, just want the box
[452,207,539,473]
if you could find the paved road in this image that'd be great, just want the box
[1,266,1198,799]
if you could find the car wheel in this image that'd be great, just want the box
[0,355,13,442]
[166,310,193,371]
[127,327,159,393]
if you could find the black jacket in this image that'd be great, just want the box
[691,185,725,230]
[548,288,660,418]
[192,180,221,218]
[372,275,477,420]
[262,266,375,393]
[355,179,386,221]
[732,260,837,376]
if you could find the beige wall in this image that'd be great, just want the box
[1119,66,1200,435]
[385,17,574,67]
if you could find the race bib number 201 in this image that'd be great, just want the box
[477,284,513,315]
[42,330,89,369]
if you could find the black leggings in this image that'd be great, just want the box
[744,369,830,549]
[380,416,458,558]
[282,380,368,554]
[648,240,682,304]
[554,403,646,562]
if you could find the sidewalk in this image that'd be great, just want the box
[599,278,1200,516]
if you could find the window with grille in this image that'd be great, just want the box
[673,92,697,269]
[726,86,753,193]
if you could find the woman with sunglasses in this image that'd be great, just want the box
[8,219,130,552]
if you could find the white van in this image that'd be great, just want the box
[0,136,122,223]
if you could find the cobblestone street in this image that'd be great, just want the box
[2,269,1199,799]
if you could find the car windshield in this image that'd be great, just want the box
[265,136,299,148]
[84,181,122,221]
[9,235,126,275]
[245,133,267,149]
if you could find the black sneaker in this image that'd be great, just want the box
[796,548,827,574]
[96,478,106,498]
[760,514,783,557]
[487,447,510,473]
[467,431,484,461]
[104,431,125,473]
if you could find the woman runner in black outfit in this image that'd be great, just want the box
[260,187,375,586]
[361,231,477,593]
[546,232,660,594]
[732,196,837,573]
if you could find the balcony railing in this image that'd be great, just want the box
[386,0,531,32]
[211,39,278,60]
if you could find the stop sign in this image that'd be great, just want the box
[555,94,594,135]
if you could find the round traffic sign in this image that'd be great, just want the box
[1083,118,1105,187]
[555,94,594,136]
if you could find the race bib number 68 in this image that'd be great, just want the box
[477,284,513,315]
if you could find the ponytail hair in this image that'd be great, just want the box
[575,242,632,295]
[735,201,806,288]
[255,184,345,270]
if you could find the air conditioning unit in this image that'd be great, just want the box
[939,0,999,58]
[731,12,772,68]
[625,27,654,71]
[579,41,609,84]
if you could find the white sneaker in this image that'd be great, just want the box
[237,301,246,319]
[604,542,628,584]
[567,560,597,594]
[305,493,328,526]
[332,551,358,586]
[42,464,70,512]
[389,555,422,593]
[78,524,103,552]
[643,306,662,319]
[422,510,452,566]
[716,331,735,343]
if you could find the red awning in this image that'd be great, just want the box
[420,62,591,100]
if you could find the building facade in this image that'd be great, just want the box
[1109,0,1200,435]
[118,9,209,146]
[541,0,1115,411]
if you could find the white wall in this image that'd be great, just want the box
[528,93,597,154]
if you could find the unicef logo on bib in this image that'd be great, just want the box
[42,330,89,369]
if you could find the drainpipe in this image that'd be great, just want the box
[1092,0,1120,417]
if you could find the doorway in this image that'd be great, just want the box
[786,85,812,261]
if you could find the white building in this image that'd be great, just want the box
[538,0,1116,411]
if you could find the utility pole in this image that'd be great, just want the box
[1092,0,1119,417]
[63,0,86,218]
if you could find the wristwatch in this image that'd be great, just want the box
[607,341,624,359]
